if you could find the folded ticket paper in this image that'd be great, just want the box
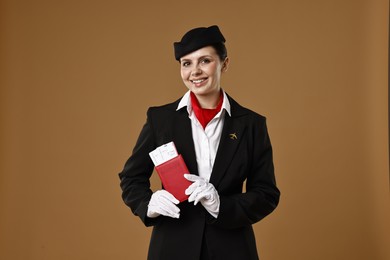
[149,142,192,202]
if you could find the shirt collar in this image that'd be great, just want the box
[176,90,231,116]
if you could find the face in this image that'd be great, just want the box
[180,46,228,101]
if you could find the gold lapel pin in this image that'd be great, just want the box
[229,133,238,140]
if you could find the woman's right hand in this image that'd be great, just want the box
[147,190,180,219]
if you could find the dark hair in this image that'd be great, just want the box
[210,42,228,61]
[176,43,228,63]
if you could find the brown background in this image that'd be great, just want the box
[1,0,389,259]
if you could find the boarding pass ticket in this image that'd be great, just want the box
[149,141,178,166]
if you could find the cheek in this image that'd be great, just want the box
[180,69,188,80]
[209,70,220,81]
[206,64,219,76]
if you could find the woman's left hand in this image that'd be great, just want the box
[184,174,220,218]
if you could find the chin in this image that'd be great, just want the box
[191,89,208,96]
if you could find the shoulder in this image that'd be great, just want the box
[147,98,182,116]
[226,93,266,123]
[226,94,271,142]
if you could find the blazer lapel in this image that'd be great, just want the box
[170,94,247,181]
[173,108,198,175]
[210,101,246,188]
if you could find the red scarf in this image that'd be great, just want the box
[190,91,223,129]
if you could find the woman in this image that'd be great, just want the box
[119,25,280,260]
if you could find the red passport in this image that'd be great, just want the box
[155,154,192,202]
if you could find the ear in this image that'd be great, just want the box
[221,57,230,73]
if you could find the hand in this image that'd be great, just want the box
[184,174,220,218]
[147,190,180,219]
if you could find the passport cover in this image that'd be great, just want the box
[155,154,192,202]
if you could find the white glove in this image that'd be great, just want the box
[147,190,180,219]
[184,174,220,218]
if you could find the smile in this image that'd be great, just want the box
[190,78,207,84]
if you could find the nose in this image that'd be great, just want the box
[191,66,202,76]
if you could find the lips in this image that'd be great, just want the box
[190,78,208,85]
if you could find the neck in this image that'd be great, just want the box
[194,91,221,109]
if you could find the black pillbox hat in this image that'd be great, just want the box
[174,25,226,61]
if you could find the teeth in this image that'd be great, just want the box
[192,79,205,83]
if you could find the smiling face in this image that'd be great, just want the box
[180,46,229,108]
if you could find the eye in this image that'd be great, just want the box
[201,58,211,64]
[181,61,191,67]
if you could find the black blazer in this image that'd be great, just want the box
[119,94,280,260]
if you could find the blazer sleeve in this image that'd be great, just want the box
[118,108,160,227]
[212,116,280,229]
